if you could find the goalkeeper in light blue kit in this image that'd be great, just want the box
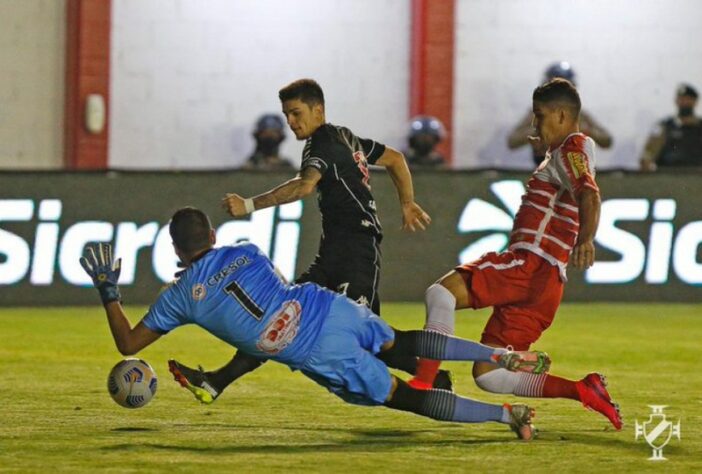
[80,207,552,440]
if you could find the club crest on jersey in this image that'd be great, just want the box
[352,151,371,190]
[256,300,301,355]
[567,152,588,178]
[192,283,206,301]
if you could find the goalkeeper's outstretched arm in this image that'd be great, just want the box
[103,301,161,356]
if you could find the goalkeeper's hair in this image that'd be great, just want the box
[169,207,213,254]
[533,78,581,117]
[279,78,325,107]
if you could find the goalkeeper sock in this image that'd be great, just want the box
[387,378,505,423]
[394,330,503,362]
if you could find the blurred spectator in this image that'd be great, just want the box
[640,84,702,171]
[404,115,447,169]
[241,114,294,170]
[507,62,613,166]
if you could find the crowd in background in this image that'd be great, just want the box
[241,62,701,172]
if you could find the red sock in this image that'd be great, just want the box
[411,359,441,386]
[542,374,579,400]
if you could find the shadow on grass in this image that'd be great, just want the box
[536,429,643,454]
[111,427,159,432]
[101,425,509,454]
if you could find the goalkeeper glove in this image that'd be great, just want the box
[79,242,122,305]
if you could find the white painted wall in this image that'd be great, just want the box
[0,0,65,169]
[455,0,702,169]
[109,0,411,169]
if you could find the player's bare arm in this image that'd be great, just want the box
[571,187,601,270]
[375,146,431,232]
[104,302,161,355]
[221,167,322,217]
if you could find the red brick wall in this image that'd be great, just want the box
[410,0,455,164]
[64,0,111,169]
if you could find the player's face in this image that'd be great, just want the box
[282,99,324,140]
[532,101,563,148]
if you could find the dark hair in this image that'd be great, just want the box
[278,79,325,107]
[533,78,581,116]
[169,207,212,253]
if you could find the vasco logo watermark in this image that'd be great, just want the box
[635,405,681,461]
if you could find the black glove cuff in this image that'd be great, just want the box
[98,285,122,306]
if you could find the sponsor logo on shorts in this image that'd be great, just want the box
[256,300,301,355]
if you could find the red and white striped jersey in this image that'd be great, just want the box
[509,133,599,280]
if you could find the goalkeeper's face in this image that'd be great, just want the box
[282,99,325,140]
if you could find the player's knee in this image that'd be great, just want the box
[435,271,470,309]
[474,368,519,394]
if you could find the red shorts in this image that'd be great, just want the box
[455,249,564,351]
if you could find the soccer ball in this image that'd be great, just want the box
[107,358,158,408]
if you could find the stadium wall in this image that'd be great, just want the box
[2,1,701,171]
[1,171,701,305]
[0,0,66,170]
[109,0,411,170]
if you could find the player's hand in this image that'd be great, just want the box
[401,202,431,232]
[79,242,122,305]
[221,193,248,217]
[571,240,595,270]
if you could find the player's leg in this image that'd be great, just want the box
[379,329,550,373]
[168,351,264,404]
[302,299,536,440]
[470,262,622,430]
[409,270,470,389]
[411,250,527,389]
[384,377,536,440]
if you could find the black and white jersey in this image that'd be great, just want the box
[301,123,386,237]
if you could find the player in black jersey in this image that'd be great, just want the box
[169,79,441,401]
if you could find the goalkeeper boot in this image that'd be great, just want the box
[575,372,622,430]
[168,359,220,405]
[494,349,551,374]
[505,403,537,441]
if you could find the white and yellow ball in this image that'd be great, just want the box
[107,358,158,408]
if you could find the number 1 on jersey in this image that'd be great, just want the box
[224,280,264,320]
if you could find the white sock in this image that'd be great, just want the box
[475,369,519,394]
[424,283,456,335]
[475,369,547,397]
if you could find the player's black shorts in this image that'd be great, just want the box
[295,232,381,315]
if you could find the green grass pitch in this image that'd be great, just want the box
[1,303,700,473]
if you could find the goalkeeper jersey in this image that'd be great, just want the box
[509,133,599,280]
[142,243,335,369]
